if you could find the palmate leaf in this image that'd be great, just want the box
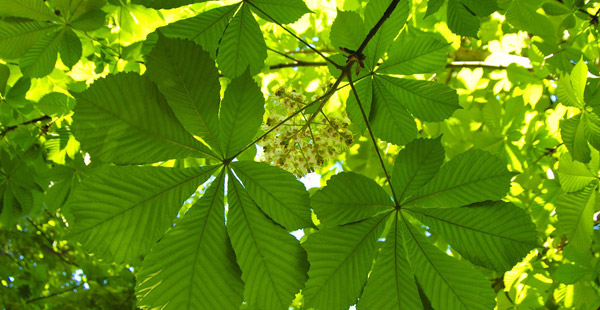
[363,0,409,68]
[72,73,217,164]
[408,201,538,272]
[231,161,312,230]
[218,70,265,157]
[145,35,222,155]
[227,175,308,310]
[377,31,449,75]
[558,153,598,192]
[357,213,422,310]
[403,149,513,208]
[69,165,217,263]
[556,183,597,252]
[136,172,244,310]
[217,3,267,78]
[392,137,445,203]
[401,214,496,310]
[311,172,394,226]
[160,4,237,58]
[303,213,390,310]
[248,0,312,24]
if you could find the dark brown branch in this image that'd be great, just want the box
[270,61,327,69]
[0,115,51,136]
[356,0,401,55]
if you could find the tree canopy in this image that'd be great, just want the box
[1,0,600,309]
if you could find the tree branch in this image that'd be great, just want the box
[0,115,52,137]
[270,61,327,69]
[26,284,82,304]
[356,0,401,55]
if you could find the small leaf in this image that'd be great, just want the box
[558,153,597,192]
[556,183,596,252]
[37,92,75,117]
[403,149,513,208]
[217,4,267,77]
[408,201,538,272]
[392,137,445,203]
[69,165,217,263]
[249,0,312,24]
[304,213,390,310]
[60,28,82,68]
[231,161,312,231]
[136,172,244,310]
[330,10,365,52]
[218,70,264,157]
[311,172,394,226]
[227,176,308,310]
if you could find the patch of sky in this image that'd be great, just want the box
[299,172,321,190]
[290,229,305,240]
[550,95,558,102]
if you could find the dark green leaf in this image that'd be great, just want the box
[363,0,409,68]
[0,19,59,59]
[378,31,449,75]
[370,76,417,145]
[249,0,312,24]
[447,0,480,37]
[0,0,56,21]
[37,92,75,117]
[19,29,62,78]
[59,28,82,68]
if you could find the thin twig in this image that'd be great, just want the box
[356,0,401,55]
[0,115,51,137]
[270,61,327,69]
[26,284,82,304]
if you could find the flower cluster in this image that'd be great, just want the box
[259,87,353,176]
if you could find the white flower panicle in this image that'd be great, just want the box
[259,87,353,176]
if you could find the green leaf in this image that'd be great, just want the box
[583,111,600,151]
[304,213,390,310]
[0,0,56,21]
[363,0,409,68]
[0,19,59,59]
[561,114,591,163]
[248,0,312,24]
[231,161,312,231]
[425,0,444,18]
[401,215,496,310]
[52,0,106,20]
[217,4,267,77]
[542,2,572,15]
[136,172,244,310]
[556,183,596,252]
[447,0,480,37]
[69,165,216,263]
[345,76,372,133]
[370,76,417,146]
[357,213,423,310]
[376,75,460,122]
[330,10,365,52]
[558,153,597,192]
[132,0,202,9]
[408,201,538,272]
[392,137,445,203]
[37,92,75,117]
[145,35,222,155]
[19,28,63,78]
[227,176,308,310]
[505,0,557,44]
[72,73,217,164]
[59,28,82,68]
[160,4,237,59]
[69,9,106,31]
[378,31,449,75]
[218,70,264,157]
[403,149,513,208]
[311,172,394,226]
[557,60,588,108]
[0,63,9,96]
[460,0,498,16]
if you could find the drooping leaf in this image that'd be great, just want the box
[231,161,312,230]
[556,183,596,252]
[330,10,365,52]
[392,137,445,203]
[19,28,63,78]
[401,214,496,310]
[37,92,75,117]
[145,35,222,155]
[357,212,423,310]
[311,172,394,226]
[248,0,312,24]
[0,19,59,59]
[558,153,597,192]
[217,4,267,77]
[378,31,449,75]
[72,73,217,164]
[446,0,480,37]
[227,176,308,310]
[408,201,538,272]
[403,149,513,208]
[136,172,244,310]
[69,165,217,263]
[561,114,591,163]
[218,70,264,157]
[304,213,390,310]
[370,76,417,146]
[160,4,237,58]
[363,0,409,68]
[376,75,460,122]
[0,0,56,21]
[59,28,82,68]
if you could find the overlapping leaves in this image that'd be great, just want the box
[337,0,460,146]
[70,35,311,309]
[306,138,537,310]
